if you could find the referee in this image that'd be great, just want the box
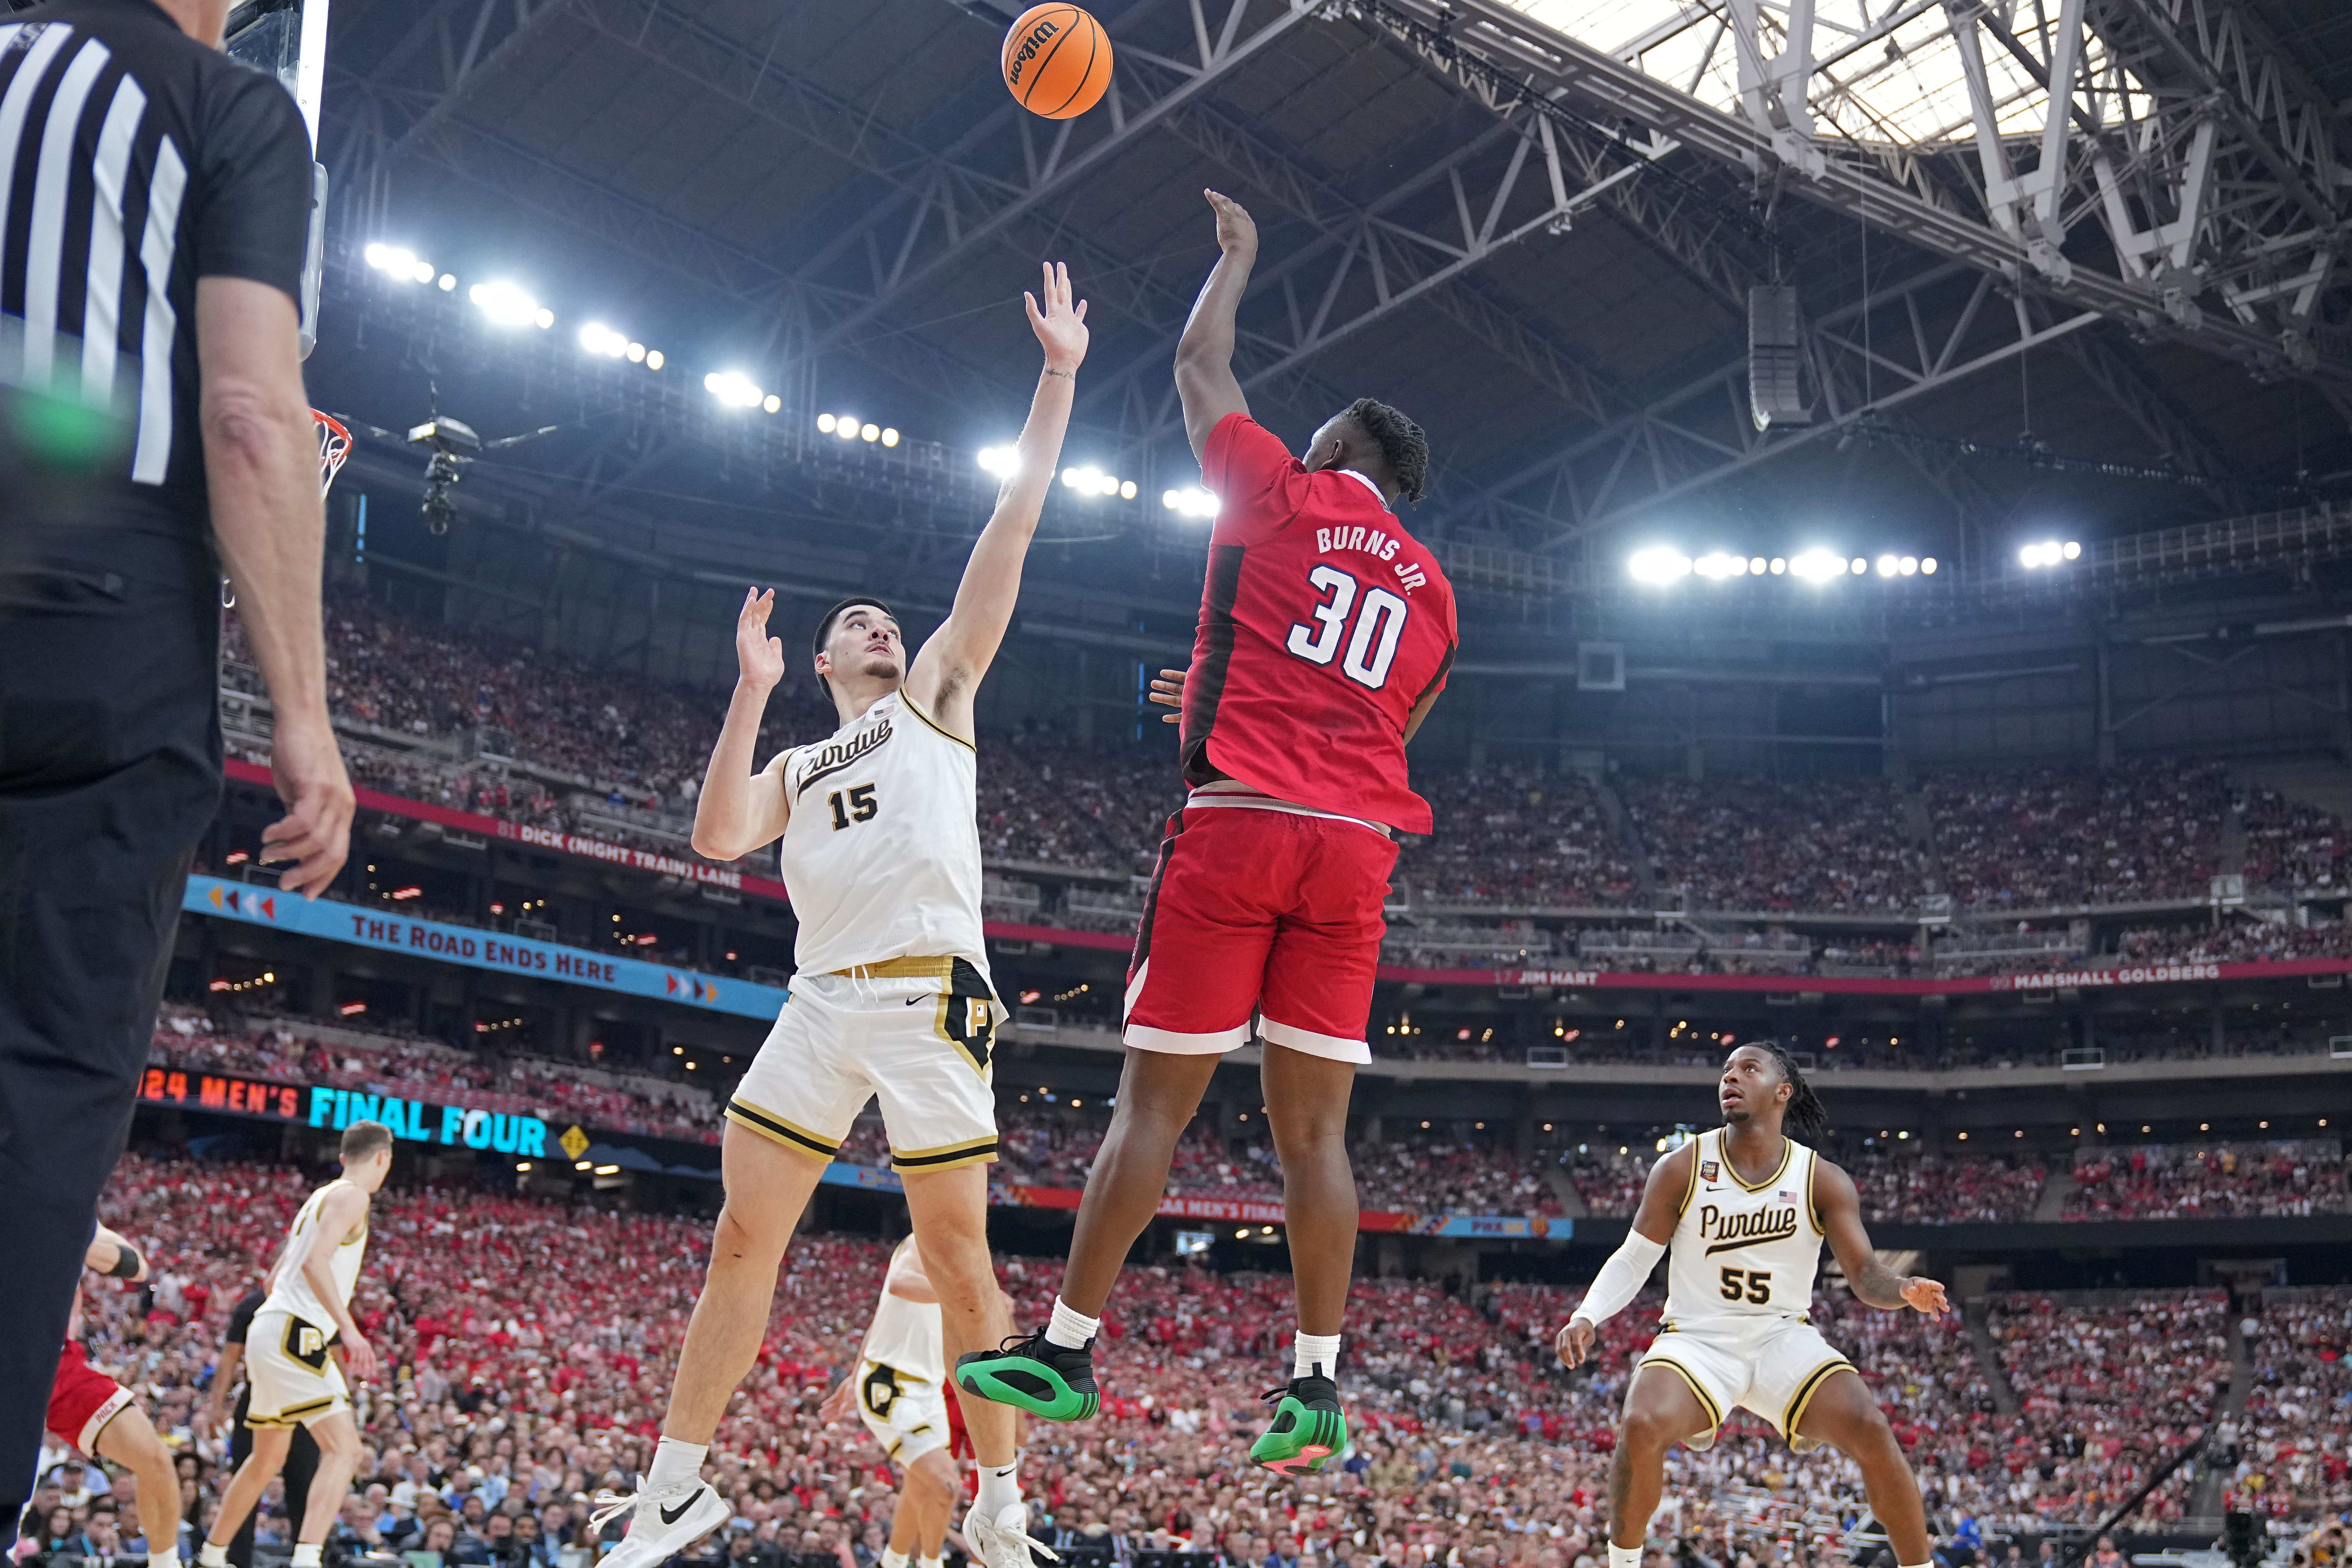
[0,0,353,1542]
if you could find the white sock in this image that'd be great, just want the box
[1045,1297,1099,1351]
[919,1557,944,1568]
[646,1435,709,1492]
[1294,1331,1341,1380]
[1607,1543,1642,1568]
[883,1551,909,1568]
[198,1544,229,1568]
[975,1456,1022,1520]
[150,1550,182,1568]
[291,1546,322,1568]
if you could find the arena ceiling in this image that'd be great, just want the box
[306,0,2352,587]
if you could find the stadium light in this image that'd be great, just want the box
[703,370,765,409]
[2018,539,2082,569]
[468,280,545,328]
[860,422,880,442]
[1787,548,1845,582]
[977,445,1018,477]
[835,413,860,440]
[882,428,901,447]
[1875,554,1898,576]
[1627,546,1692,583]
[1162,485,1217,519]
[1921,557,1938,574]
[363,242,437,285]
[763,395,783,414]
[1692,551,1748,580]
[578,322,630,359]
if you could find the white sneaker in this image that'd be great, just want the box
[588,1479,729,1568]
[962,1503,1060,1568]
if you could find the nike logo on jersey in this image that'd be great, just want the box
[659,1489,707,1526]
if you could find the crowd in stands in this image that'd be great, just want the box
[1622,778,1923,915]
[1403,770,1637,909]
[2235,1287,2352,1519]
[1924,765,2227,910]
[2238,786,2349,895]
[2112,921,2352,966]
[1982,1291,2231,1525]
[2064,1141,2347,1219]
[45,1144,2287,1568]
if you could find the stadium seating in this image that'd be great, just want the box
[62,1148,2297,1568]
[2235,1287,2352,1519]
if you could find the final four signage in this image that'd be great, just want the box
[138,1066,549,1155]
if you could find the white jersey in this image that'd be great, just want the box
[260,1179,368,1328]
[778,690,989,985]
[1660,1129,1824,1331]
[860,1240,944,1384]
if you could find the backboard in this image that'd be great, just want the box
[224,0,328,358]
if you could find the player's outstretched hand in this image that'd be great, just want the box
[1899,1277,1950,1315]
[817,1376,855,1427]
[1205,189,1257,257]
[1026,260,1089,375]
[339,1330,378,1383]
[736,586,784,691]
[1148,665,1186,723]
[1555,1318,1596,1369]
[260,712,354,901]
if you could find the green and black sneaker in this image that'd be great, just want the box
[954,1330,1101,1422]
[1249,1371,1346,1474]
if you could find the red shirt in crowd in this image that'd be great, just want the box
[1181,413,1458,836]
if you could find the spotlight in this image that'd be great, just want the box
[1899,556,1918,575]
[1161,486,1218,519]
[835,414,859,440]
[977,446,1017,477]
[1748,557,1766,574]
[1627,546,1692,583]
[644,350,664,369]
[1120,479,1137,500]
[1921,557,1938,574]
[860,422,880,442]
[437,273,455,291]
[1875,555,1898,576]
[1693,551,1745,580]
[364,243,434,284]
[881,428,900,447]
[817,413,837,433]
[2063,540,2081,559]
[625,342,645,363]
[1788,549,1845,583]
[1850,557,1868,574]
[1769,557,1786,574]
[467,280,542,328]
[1096,471,1120,497]
[762,395,782,414]
[533,307,554,329]
[703,370,765,409]
[578,322,630,359]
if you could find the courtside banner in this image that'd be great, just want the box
[183,876,790,1020]
[993,1183,1568,1238]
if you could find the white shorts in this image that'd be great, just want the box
[244,1309,350,1429]
[1637,1316,1855,1452]
[727,963,1000,1174]
[856,1358,949,1466]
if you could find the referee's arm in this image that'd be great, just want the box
[196,276,353,899]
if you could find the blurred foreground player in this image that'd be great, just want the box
[959,190,1457,1473]
[41,1225,183,1568]
[1556,1044,1948,1568]
[0,0,353,1540]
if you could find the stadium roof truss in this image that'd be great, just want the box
[1335,0,2352,546]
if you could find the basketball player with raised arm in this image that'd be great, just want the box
[958,192,1457,1475]
[590,262,1089,1568]
[818,1238,959,1568]
[198,1121,391,1568]
[1556,1043,1948,1568]
[44,1224,184,1568]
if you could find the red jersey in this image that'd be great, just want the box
[1180,413,1457,835]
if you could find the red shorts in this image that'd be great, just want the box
[47,1340,133,1455]
[1123,795,1397,1061]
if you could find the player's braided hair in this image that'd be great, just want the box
[1747,1040,1831,1146]
[1346,397,1429,504]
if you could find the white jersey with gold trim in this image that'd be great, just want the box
[260,1178,368,1328]
[777,691,989,984]
[860,1240,944,1384]
[1659,1128,1824,1330]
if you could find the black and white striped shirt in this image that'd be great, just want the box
[1,0,310,532]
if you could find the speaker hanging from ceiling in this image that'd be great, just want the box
[1748,284,1811,432]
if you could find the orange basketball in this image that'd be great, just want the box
[1002,4,1112,120]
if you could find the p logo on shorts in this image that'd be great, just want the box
[285,1318,333,1371]
[862,1363,902,1418]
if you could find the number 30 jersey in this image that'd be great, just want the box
[1182,413,1459,835]
[1661,1128,1827,1329]
[776,690,990,987]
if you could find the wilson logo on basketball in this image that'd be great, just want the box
[1698,1203,1800,1255]
[1006,19,1059,85]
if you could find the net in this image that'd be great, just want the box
[314,408,351,498]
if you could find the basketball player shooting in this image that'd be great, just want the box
[589,262,1088,1568]
[958,191,1458,1475]
[1556,1043,1948,1568]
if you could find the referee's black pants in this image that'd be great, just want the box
[0,525,222,1546]
[226,1401,318,1567]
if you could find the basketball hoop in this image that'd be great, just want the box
[314,409,352,499]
